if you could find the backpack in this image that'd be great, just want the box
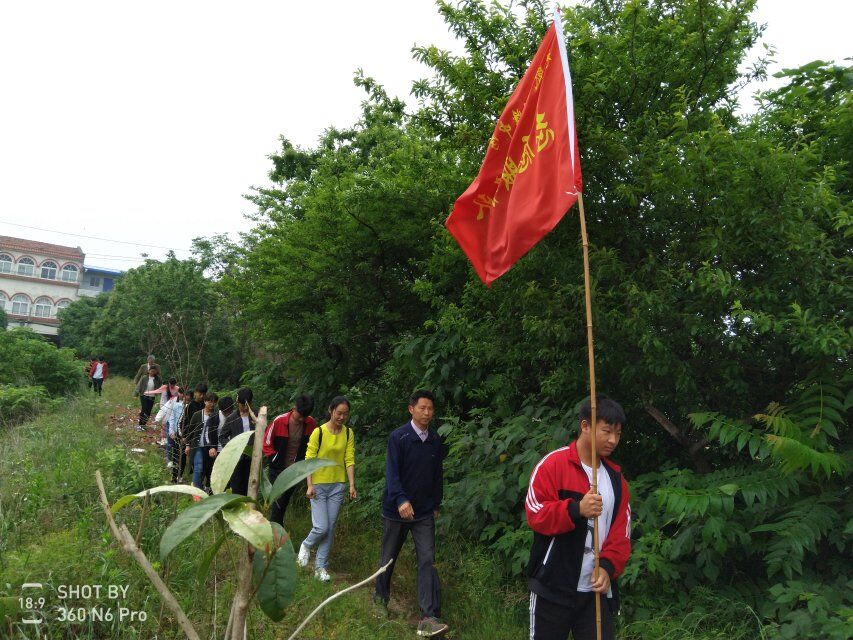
[316,424,351,450]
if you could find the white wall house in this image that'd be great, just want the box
[0,235,121,338]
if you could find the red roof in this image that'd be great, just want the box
[0,235,85,261]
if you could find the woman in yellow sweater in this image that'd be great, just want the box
[296,395,357,581]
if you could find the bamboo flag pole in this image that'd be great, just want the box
[577,191,602,640]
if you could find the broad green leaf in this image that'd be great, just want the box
[211,431,253,494]
[111,484,208,514]
[222,503,274,551]
[160,493,251,560]
[719,484,738,496]
[196,530,227,585]
[253,522,297,621]
[268,458,337,505]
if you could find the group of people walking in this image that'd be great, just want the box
[123,353,632,640]
[128,356,451,637]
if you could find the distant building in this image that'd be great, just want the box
[79,266,122,297]
[0,235,122,337]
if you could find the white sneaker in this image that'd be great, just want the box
[314,567,331,582]
[296,543,310,567]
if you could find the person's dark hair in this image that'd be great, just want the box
[219,396,234,412]
[409,390,435,407]
[168,377,177,386]
[204,391,218,403]
[579,396,626,428]
[97,355,104,361]
[195,382,209,394]
[237,388,253,406]
[149,365,160,375]
[295,394,314,416]
[327,395,350,417]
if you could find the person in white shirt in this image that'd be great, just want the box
[89,356,109,396]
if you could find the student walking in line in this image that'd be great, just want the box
[164,387,186,482]
[263,394,317,526]
[135,366,161,431]
[177,383,208,482]
[297,396,357,582]
[133,355,158,390]
[373,390,447,638]
[218,388,255,496]
[525,397,632,640]
[145,378,181,446]
[184,392,220,495]
[89,356,109,396]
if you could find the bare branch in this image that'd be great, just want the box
[95,471,201,640]
[286,559,394,640]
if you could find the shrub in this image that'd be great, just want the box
[0,328,83,396]
[0,385,53,427]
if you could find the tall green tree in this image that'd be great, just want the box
[62,257,244,386]
[58,293,109,358]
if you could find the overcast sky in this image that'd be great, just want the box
[0,1,848,271]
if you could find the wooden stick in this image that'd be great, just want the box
[285,559,393,640]
[577,192,602,640]
[229,406,268,640]
[95,470,201,640]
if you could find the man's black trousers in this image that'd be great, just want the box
[374,515,441,619]
[268,465,297,526]
[529,591,615,640]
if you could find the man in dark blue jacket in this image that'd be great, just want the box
[374,390,448,638]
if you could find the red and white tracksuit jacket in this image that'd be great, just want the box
[525,441,631,610]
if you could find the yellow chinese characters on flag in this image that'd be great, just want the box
[445,22,582,285]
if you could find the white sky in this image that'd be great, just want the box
[0,1,849,271]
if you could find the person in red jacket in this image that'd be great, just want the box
[89,356,109,396]
[525,396,630,640]
[262,395,317,526]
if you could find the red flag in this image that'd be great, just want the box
[445,19,582,286]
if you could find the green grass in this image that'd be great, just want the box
[0,378,529,639]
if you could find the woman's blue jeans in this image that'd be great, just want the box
[300,483,347,569]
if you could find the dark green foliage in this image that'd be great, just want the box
[57,293,108,358]
[624,375,851,638]
[0,328,82,398]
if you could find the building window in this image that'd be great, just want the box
[17,257,35,277]
[33,297,52,318]
[0,292,7,311]
[56,299,71,313]
[11,294,29,315]
[61,264,79,282]
[0,254,12,274]
[40,260,58,279]
[89,276,101,288]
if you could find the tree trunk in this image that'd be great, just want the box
[643,402,713,474]
[229,406,267,640]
